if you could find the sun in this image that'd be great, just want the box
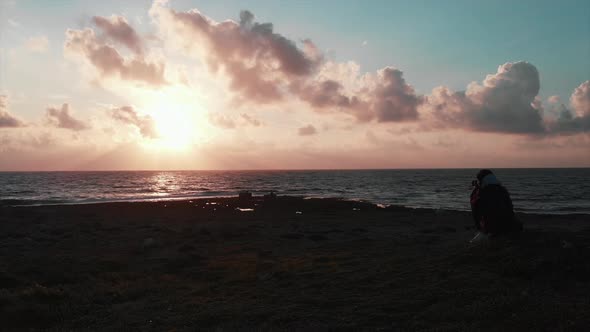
[141,92,205,150]
[152,110,194,149]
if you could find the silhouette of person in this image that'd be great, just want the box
[470,169,522,238]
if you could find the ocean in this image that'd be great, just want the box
[0,169,589,214]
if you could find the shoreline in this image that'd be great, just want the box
[3,195,590,217]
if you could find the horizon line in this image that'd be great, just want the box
[1,166,589,172]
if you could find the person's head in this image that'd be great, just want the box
[476,169,493,183]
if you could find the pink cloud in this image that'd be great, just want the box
[151,3,422,122]
[46,103,89,131]
[294,79,359,109]
[0,95,25,128]
[368,67,422,122]
[65,22,166,86]
[570,80,590,117]
[298,124,317,136]
[208,113,262,128]
[424,61,545,134]
[208,113,236,129]
[240,113,262,127]
[294,67,422,122]
[92,15,144,54]
[110,106,158,138]
[547,81,590,134]
[151,4,320,103]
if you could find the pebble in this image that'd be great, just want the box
[143,237,156,249]
[561,240,574,249]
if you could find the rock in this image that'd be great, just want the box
[264,191,277,200]
[239,191,252,200]
[281,233,303,239]
[561,240,574,249]
[143,237,156,249]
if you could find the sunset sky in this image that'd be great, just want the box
[0,0,589,170]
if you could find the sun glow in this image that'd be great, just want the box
[152,110,194,149]
[141,91,207,151]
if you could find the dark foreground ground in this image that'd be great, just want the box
[0,196,589,331]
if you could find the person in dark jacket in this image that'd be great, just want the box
[470,169,522,237]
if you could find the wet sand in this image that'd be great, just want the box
[1,196,589,331]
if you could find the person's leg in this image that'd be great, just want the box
[471,205,480,231]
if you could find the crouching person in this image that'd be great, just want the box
[470,169,522,242]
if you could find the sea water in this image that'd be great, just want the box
[0,168,589,214]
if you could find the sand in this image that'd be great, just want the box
[1,196,589,331]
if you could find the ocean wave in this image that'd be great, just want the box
[1,169,589,215]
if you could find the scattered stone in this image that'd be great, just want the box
[561,240,574,249]
[438,226,456,233]
[143,237,156,249]
[178,244,195,252]
[239,191,252,200]
[281,233,303,239]
[264,191,277,200]
[309,234,327,241]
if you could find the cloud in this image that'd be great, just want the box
[0,95,25,128]
[65,22,166,86]
[57,3,586,142]
[150,2,320,103]
[294,79,360,110]
[298,124,317,136]
[240,113,261,126]
[570,80,590,117]
[424,61,545,134]
[110,106,158,138]
[92,15,144,54]
[150,3,422,123]
[294,67,422,122]
[25,36,49,53]
[546,81,590,134]
[208,113,236,129]
[366,67,422,122]
[46,103,89,131]
[208,113,262,128]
